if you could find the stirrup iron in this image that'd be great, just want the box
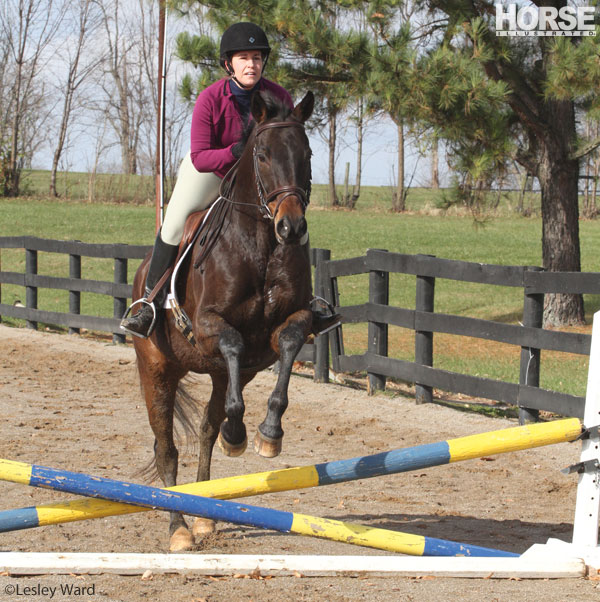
[310,296,342,336]
[120,298,157,338]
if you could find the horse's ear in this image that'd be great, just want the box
[251,92,269,125]
[292,91,314,123]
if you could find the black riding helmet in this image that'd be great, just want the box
[219,22,271,74]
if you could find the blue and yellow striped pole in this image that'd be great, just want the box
[0,458,516,557]
[0,418,581,534]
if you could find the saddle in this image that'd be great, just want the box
[154,198,231,345]
[181,209,209,250]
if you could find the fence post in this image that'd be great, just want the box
[367,249,389,395]
[113,257,127,344]
[519,266,544,424]
[25,247,38,330]
[320,260,343,374]
[415,258,435,404]
[69,253,81,335]
[313,248,331,383]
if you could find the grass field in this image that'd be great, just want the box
[1,170,598,402]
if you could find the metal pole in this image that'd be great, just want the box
[155,2,167,234]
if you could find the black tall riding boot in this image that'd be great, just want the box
[120,232,179,338]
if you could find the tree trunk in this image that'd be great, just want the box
[8,106,20,196]
[583,121,591,218]
[517,171,527,214]
[593,162,599,216]
[328,109,338,206]
[537,100,584,326]
[393,119,405,212]
[50,92,73,197]
[431,137,439,189]
[8,43,23,197]
[349,99,363,209]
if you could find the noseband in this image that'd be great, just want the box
[253,121,310,220]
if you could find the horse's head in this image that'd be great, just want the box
[250,90,314,245]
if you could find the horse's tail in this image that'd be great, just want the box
[135,376,201,483]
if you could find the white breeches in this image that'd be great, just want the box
[160,152,222,245]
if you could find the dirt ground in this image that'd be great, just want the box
[0,324,598,601]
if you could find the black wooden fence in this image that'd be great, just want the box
[0,237,328,369]
[316,248,599,422]
[0,237,150,344]
[1,237,597,421]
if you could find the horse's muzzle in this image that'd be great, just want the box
[275,215,308,244]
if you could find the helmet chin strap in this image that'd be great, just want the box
[232,75,256,90]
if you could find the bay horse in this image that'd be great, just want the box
[131,91,316,551]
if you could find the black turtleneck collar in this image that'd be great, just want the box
[229,78,262,124]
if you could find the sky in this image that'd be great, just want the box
[307,119,448,188]
[31,2,452,190]
[175,109,449,188]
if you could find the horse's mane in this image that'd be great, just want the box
[232,91,311,203]
[237,91,293,153]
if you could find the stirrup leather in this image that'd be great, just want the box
[310,296,342,336]
[169,298,197,346]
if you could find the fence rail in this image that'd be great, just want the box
[1,237,597,422]
[316,248,598,422]
[0,236,150,342]
[0,237,325,367]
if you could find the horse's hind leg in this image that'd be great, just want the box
[255,310,312,457]
[137,353,192,551]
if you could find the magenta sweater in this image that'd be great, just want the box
[190,77,293,178]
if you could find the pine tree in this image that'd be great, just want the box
[372,2,598,326]
[172,0,371,206]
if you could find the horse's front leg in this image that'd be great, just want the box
[216,323,248,456]
[192,310,248,456]
[255,309,312,458]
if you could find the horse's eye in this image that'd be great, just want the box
[257,152,267,163]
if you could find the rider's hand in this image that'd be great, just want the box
[231,141,245,159]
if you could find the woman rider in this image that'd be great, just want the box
[120,22,294,338]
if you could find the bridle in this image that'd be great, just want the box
[252,121,310,220]
[218,120,311,221]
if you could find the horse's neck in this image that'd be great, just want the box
[229,172,274,252]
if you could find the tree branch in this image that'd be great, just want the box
[569,135,600,161]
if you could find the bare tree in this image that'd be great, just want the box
[0,0,66,196]
[49,0,103,196]
[0,33,13,192]
[134,0,189,178]
[97,0,151,175]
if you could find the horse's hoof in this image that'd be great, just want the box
[192,517,216,537]
[217,431,248,457]
[253,431,282,458]
[169,526,195,552]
